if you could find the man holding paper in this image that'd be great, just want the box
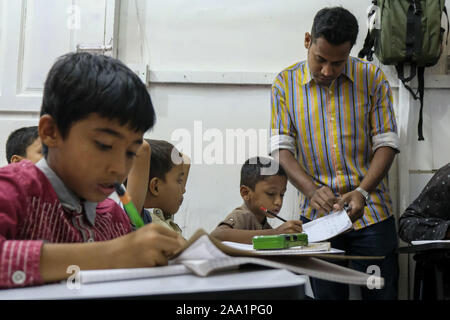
[270,7,399,300]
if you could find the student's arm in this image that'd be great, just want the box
[210,221,303,245]
[126,140,151,215]
[274,149,340,215]
[39,223,182,283]
[341,146,396,222]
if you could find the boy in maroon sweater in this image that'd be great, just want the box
[0,53,182,289]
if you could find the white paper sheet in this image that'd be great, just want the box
[411,240,450,245]
[302,209,353,243]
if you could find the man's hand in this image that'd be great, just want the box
[274,220,303,234]
[309,186,343,215]
[341,190,366,222]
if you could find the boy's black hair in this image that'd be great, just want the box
[311,7,358,47]
[40,52,156,155]
[240,156,286,190]
[147,139,182,182]
[6,126,39,164]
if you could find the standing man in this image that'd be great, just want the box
[270,7,399,300]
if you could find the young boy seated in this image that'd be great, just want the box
[0,52,183,289]
[126,139,190,239]
[211,156,303,244]
[6,126,43,164]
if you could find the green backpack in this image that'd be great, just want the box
[358,0,448,141]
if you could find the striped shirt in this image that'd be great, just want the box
[270,56,399,230]
[0,160,132,289]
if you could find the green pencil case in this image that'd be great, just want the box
[252,233,308,250]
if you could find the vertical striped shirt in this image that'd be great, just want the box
[270,56,399,230]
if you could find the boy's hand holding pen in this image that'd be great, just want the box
[260,206,303,234]
[114,182,186,257]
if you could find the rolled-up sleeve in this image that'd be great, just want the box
[270,73,297,156]
[372,132,400,153]
[370,68,400,153]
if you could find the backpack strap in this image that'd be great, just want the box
[396,63,417,84]
[443,6,449,46]
[358,29,375,61]
[405,0,423,62]
[358,0,379,61]
[416,66,425,141]
[397,65,425,141]
[402,1,425,140]
[397,0,423,83]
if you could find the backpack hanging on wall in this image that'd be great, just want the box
[358,0,448,141]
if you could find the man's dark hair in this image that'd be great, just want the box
[6,126,39,164]
[311,7,358,47]
[240,156,286,190]
[40,52,156,155]
[147,139,182,182]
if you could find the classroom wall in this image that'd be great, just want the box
[116,0,450,235]
[116,0,450,300]
[117,0,373,235]
[0,0,449,300]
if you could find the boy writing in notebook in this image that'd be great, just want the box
[211,156,303,244]
[6,126,43,164]
[0,52,183,289]
[126,139,190,238]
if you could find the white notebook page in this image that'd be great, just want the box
[302,209,353,243]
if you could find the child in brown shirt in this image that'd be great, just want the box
[211,156,302,244]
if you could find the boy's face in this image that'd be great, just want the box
[10,137,43,164]
[242,175,287,220]
[41,113,143,203]
[25,137,43,163]
[154,164,186,215]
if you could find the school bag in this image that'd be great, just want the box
[358,0,448,141]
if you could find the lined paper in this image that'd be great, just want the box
[302,209,353,242]
[79,264,191,284]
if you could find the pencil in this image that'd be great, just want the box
[260,206,287,223]
[114,182,145,229]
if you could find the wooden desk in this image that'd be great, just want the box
[0,268,306,300]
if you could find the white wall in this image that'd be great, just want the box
[0,0,449,300]
[116,0,450,300]
[118,0,374,236]
[0,0,116,164]
[117,0,450,235]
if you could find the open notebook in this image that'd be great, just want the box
[78,229,384,287]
